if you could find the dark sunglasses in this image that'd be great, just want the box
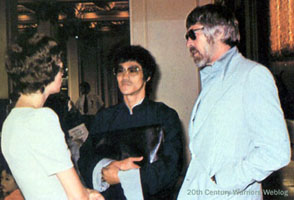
[185,27,204,41]
[113,65,141,76]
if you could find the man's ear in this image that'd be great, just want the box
[214,28,225,42]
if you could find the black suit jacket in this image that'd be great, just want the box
[78,98,183,199]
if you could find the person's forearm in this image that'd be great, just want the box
[57,167,89,200]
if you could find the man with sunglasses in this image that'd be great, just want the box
[178,4,290,200]
[78,45,183,200]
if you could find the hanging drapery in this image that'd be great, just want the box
[270,0,294,57]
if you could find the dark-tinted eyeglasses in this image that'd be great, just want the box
[185,27,204,41]
[113,66,141,76]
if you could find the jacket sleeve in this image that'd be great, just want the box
[140,105,184,197]
[215,65,291,190]
[78,112,105,188]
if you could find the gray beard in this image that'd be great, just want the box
[193,56,209,68]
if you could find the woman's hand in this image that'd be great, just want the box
[86,189,105,200]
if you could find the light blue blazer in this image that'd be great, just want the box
[178,47,291,200]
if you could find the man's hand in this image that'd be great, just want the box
[211,175,217,184]
[86,188,105,200]
[102,164,120,185]
[101,157,143,185]
[111,156,143,171]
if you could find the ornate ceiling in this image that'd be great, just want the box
[17,0,129,35]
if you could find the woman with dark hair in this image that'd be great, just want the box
[0,158,24,200]
[1,33,104,200]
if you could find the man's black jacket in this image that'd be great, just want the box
[78,98,183,199]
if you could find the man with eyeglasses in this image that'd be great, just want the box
[78,45,183,200]
[177,4,291,200]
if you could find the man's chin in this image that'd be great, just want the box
[193,59,206,68]
[120,89,133,96]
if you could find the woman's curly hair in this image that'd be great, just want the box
[6,33,62,94]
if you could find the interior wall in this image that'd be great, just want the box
[130,0,214,163]
[0,0,17,99]
[0,0,8,99]
[67,37,80,103]
[78,38,100,98]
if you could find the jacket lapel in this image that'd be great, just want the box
[191,81,223,136]
[190,55,242,139]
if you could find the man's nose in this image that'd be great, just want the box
[121,70,130,78]
[186,38,193,48]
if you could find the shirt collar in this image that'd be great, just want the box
[200,46,238,81]
[124,97,145,115]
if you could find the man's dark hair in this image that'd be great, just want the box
[186,4,240,47]
[112,45,157,82]
[79,81,91,94]
[5,33,62,94]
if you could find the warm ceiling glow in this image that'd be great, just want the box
[75,3,83,17]
[118,11,129,18]
[89,22,97,28]
[270,0,294,56]
[82,12,98,19]
[18,24,37,29]
[58,14,66,21]
[18,14,31,21]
